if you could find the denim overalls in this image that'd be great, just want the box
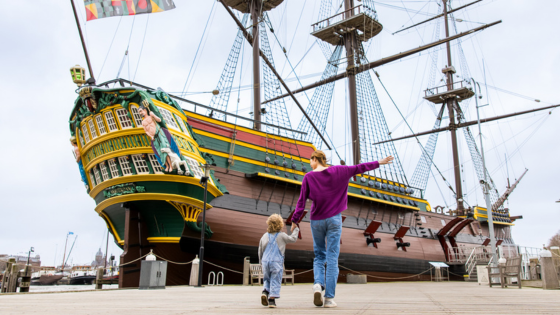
[262,233,284,298]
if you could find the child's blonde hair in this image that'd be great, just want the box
[266,214,284,233]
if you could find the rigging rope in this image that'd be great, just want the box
[181,1,216,95]
[98,16,123,80]
[133,15,150,82]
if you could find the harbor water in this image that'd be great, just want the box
[28,284,118,293]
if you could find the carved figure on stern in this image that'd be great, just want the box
[138,103,182,173]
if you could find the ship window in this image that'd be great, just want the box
[116,108,133,129]
[93,166,102,184]
[180,119,192,137]
[89,172,96,187]
[99,162,110,181]
[95,115,107,135]
[157,107,180,130]
[108,159,120,178]
[441,219,446,226]
[130,105,144,127]
[78,132,85,147]
[148,154,163,174]
[88,120,98,139]
[398,213,404,220]
[132,155,150,174]
[118,156,133,176]
[82,124,90,143]
[185,156,204,178]
[104,111,119,132]
[420,216,427,223]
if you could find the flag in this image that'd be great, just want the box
[84,0,176,21]
[69,232,74,235]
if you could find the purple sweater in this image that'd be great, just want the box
[292,161,380,223]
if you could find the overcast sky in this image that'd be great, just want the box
[1,0,558,266]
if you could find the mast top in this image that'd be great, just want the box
[222,0,284,13]
[311,4,382,46]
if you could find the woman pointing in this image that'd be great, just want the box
[290,150,394,308]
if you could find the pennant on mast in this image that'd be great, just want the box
[84,0,176,21]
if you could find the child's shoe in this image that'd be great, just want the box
[261,290,269,306]
[313,283,323,306]
[268,298,276,308]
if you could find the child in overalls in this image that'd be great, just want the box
[258,214,299,308]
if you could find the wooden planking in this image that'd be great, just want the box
[3,282,559,314]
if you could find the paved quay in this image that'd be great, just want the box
[1,282,559,314]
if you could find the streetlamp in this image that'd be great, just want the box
[26,247,35,266]
[472,78,498,265]
[197,163,213,287]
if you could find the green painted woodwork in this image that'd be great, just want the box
[70,88,187,137]
[93,180,215,205]
[186,221,213,239]
[103,183,145,198]
[83,134,151,165]
[195,134,311,171]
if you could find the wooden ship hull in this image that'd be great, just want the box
[68,86,515,287]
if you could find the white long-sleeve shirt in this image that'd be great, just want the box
[258,227,299,264]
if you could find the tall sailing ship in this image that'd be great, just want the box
[67,0,558,287]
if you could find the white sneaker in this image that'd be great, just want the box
[324,298,337,308]
[313,283,323,306]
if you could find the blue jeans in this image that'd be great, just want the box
[310,213,342,298]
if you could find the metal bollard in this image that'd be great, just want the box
[19,265,32,293]
[208,271,216,286]
[216,272,224,286]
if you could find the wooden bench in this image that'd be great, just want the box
[487,256,522,288]
[249,264,295,285]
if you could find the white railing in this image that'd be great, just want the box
[447,245,492,264]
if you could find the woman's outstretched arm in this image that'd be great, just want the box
[346,156,394,178]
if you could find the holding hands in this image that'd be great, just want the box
[291,223,298,233]
[379,156,394,165]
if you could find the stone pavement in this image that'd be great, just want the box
[1,282,559,314]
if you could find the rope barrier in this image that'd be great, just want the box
[338,265,434,280]
[118,253,149,267]
[153,254,194,265]
[293,269,314,276]
[203,260,244,275]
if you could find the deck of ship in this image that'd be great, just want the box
[1,282,558,314]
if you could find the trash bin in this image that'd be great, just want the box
[139,260,168,290]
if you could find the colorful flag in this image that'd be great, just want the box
[84,0,176,21]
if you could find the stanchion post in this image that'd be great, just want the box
[197,164,212,287]
[95,267,104,290]
[243,256,250,286]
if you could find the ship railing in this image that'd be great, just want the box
[95,78,307,138]
[447,245,492,265]
[514,245,544,280]
[312,5,379,33]
[424,80,472,97]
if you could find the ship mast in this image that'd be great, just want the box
[343,0,361,165]
[251,1,261,130]
[442,0,465,212]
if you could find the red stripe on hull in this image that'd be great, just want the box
[187,117,315,158]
